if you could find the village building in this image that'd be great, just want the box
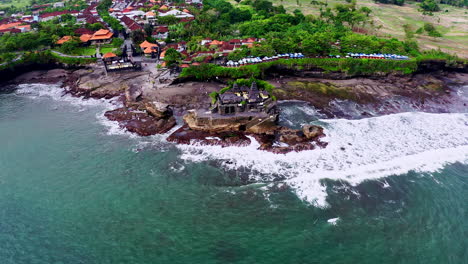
[102,51,142,72]
[146,11,157,24]
[152,26,169,39]
[53,2,65,8]
[158,9,193,19]
[102,52,118,63]
[90,29,113,45]
[79,34,93,45]
[0,22,22,32]
[0,28,21,35]
[140,40,160,57]
[120,15,143,33]
[39,10,79,22]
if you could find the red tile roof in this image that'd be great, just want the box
[90,29,113,41]
[75,28,95,35]
[103,52,117,58]
[80,34,92,43]
[56,36,72,44]
[40,11,74,19]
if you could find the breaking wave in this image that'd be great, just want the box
[14,83,125,136]
[177,111,468,207]
[14,83,468,207]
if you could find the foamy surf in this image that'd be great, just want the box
[177,112,468,207]
[14,83,127,137]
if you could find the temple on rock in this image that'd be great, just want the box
[212,82,276,115]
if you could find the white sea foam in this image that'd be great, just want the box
[177,112,468,207]
[15,83,118,109]
[327,217,340,225]
[15,83,128,136]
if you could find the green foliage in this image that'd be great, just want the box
[423,22,443,37]
[158,15,179,25]
[59,39,80,54]
[50,51,97,64]
[373,0,405,6]
[86,23,104,31]
[402,24,414,39]
[0,31,53,53]
[112,38,124,48]
[320,2,373,29]
[230,78,275,93]
[416,49,460,61]
[227,49,249,61]
[181,58,420,81]
[419,0,441,12]
[219,87,231,93]
[164,48,182,66]
[97,0,124,32]
[209,91,219,104]
[0,50,96,71]
[130,30,146,44]
[213,78,276,101]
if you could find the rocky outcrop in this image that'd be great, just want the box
[66,68,150,99]
[183,110,278,134]
[105,106,176,136]
[169,110,327,154]
[254,126,327,154]
[145,101,172,118]
[167,125,251,147]
[303,125,324,139]
[11,69,72,84]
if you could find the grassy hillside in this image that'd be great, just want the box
[232,0,468,57]
[0,0,31,9]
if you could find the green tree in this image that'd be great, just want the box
[158,15,179,25]
[419,0,440,12]
[423,22,442,37]
[164,48,182,66]
[402,24,414,39]
[60,39,80,54]
[131,30,146,44]
[86,23,104,31]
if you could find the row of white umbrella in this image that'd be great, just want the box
[226,53,306,66]
[345,53,410,60]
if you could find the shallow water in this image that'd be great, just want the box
[0,83,467,263]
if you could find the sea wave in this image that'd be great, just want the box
[14,83,468,207]
[177,111,468,207]
[14,83,126,136]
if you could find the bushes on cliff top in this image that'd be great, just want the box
[0,51,96,71]
[50,51,97,65]
[180,58,419,81]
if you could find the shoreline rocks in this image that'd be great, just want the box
[168,111,328,154]
[7,67,467,154]
[105,106,176,136]
[167,125,252,147]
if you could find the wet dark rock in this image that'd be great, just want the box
[167,124,328,154]
[167,125,251,147]
[302,125,324,140]
[105,107,176,136]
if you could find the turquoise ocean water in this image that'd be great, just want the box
[0,83,467,264]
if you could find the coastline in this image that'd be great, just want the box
[2,61,467,153]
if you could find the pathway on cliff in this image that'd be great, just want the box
[0,53,22,67]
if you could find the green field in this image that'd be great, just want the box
[232,0,468,57]
[100,47,117,54]
[0,0,31,9]
[75,47,97,56]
